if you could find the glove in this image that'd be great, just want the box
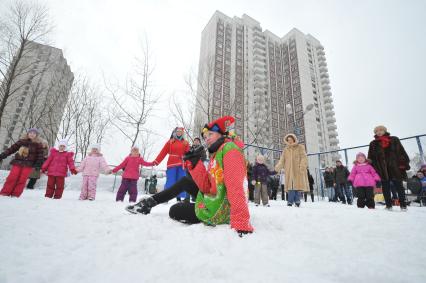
[376,181,382,188]
[183,145,204,169]
[70,169,78,175]
[237,230,253,238]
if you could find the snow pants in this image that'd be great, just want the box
[45,176,65,199]
[0,165,33,197]
[356,186,375,209]
[79,176,98,200]
[116,178,138,202]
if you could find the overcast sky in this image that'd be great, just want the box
[3,0,425,167]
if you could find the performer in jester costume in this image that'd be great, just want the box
[126,116,253,236]
[153,127,190,201]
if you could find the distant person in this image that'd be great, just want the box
[0,128,44,198]
[41,139,77,199]
[77,144,111,201]
[368,125,410,211]
[348,152,381,209]
[252,155,276,207]
[323,167,335,202]
[334,160,352,204]
[275,134,309,207]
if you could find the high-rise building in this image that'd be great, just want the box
[0,41,73,169]
[195,11,340,169]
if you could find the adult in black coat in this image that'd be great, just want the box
[304,169,315,202]
[367,125,410,210]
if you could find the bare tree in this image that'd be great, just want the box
[0,0,53,129]
[104,38,159,147]
[168,90,196,142]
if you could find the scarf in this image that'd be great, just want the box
[375,134,391,149]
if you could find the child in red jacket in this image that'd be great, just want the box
[112,146,154,202]
[41,139,77,199]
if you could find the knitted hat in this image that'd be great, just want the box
[91,143,101,150]
[374,125,387,134]
[356,152,366,159]
[202,116,235,136]
[58,139,68,149]
[27,128,40,135]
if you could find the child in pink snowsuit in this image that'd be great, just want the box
[77,144,111,200]
[112,146,154,202]
[348,152,381,209]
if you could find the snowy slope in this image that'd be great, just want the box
[0,173,425,283]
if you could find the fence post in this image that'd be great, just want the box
[416,136,425,163]
[344,149,349,167]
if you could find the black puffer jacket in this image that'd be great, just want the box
[323,171,335,187]
[334,165,350,184]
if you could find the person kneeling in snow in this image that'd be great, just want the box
[127,116,254,237]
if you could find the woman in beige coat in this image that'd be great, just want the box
[275,134,309,207]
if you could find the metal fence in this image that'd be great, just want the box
[244,134,426,201]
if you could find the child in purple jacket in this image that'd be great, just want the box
[348,152,381,209]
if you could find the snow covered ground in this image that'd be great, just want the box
[1,172,426,283]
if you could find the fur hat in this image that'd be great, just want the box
[284,133,298,145]
[58,139,68,148]
[374,125,387,135]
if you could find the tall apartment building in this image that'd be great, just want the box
[195,11,340,169]
[0,41,73,169]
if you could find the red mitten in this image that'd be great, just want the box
[70,169,78,175]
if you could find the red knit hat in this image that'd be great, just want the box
[202,116,235,135]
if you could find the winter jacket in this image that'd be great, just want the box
[252,163,275,183]
[275,134,309,192]
[78,153,110,177]
[348,162,381,188]
[323,171,335,187]
[191,144,207,162]
[112,155,154,180]
[29,146,49,179]
[367,133,410,181]
[153,138,189,168]
[189,139,253,232]
[42,148,76,177]
[0,138,44,168]
[334,165,350,184]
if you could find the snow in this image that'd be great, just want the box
[1,172,426,283]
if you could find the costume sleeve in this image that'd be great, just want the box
[112,157,128,173]
[153,141,169,165]
[223,149,253,232]
[188,160,211,194]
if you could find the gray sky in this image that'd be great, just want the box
[9,0,426,166]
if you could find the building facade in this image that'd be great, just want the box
[195,11,340,169]
[0,41,73,169]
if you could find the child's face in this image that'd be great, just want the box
[91,148,99,154]
[256,156,264,164]
[28,132,37,139]
[59,145,66,152]
[375,128,385,137]
[286,136,295,145]
[357,155,366,163]
[131,148,139,156]
[417,172,425,179]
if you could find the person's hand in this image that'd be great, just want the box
[183,145,204,169]
[237,230,253,238]
[70,169,78,175]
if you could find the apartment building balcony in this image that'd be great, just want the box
[324,96,333,103]
[328,130,338,138]
[329,138,339,145]
[325,109,335,117]
[322,85,331,91]
[321,78,330,84]
[326,116,336,123]
[318,61,327,67]
[327,124,337,131]
[319,66,328,73]
[324,103,333,111]
[320,72,329,79]
[316,45,324,51]
[317,50,325,56]
[323,90,332,97]
[253,49,266,57]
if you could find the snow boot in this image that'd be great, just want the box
[385,206,393,211]
[126,197,157,214]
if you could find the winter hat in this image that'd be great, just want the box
[91,143,101,151]
[356,152,367,160]
[27,128,40,135]
[374,125,387,135]
[202,116,235,136]
[284,133,298,145]
[58,139,68,149]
